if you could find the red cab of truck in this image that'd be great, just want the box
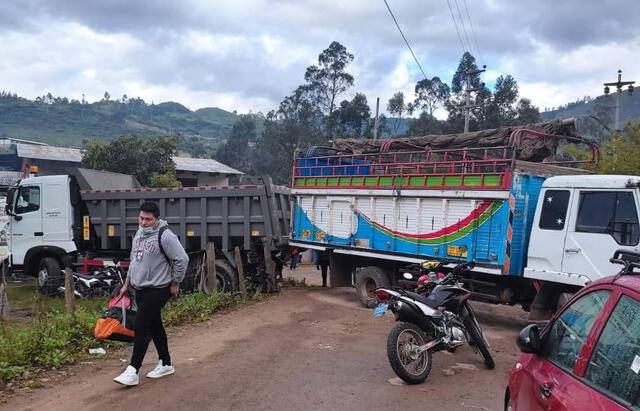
[505,250,640,410]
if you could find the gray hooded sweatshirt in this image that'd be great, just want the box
[128,219,189,289]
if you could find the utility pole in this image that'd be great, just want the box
[373,97,380,140]
[603,69,635,132]
[463,65,486,133]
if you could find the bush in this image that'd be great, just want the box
[0,291,260,384]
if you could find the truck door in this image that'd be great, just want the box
[562,189,640,281]
[526,188,572,274]
[329,199,352,243]
[10,184,43,265]
[42,179,72,243]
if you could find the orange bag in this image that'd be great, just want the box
[94,301,136,343]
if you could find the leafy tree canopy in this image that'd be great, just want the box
[82,135,180,187]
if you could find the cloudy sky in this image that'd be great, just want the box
[1,0,638,117]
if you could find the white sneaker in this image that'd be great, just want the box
[146,361,175,379]
[113,365,139,386]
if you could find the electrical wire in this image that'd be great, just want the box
[453,0,473,56]
[445,0,467,55]
[382,0,429,81]
[463,0,484,65]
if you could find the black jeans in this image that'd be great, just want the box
[130,286,171,371]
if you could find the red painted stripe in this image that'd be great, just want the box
[367,201,494,239]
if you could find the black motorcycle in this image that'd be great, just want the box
[374,261,494,384]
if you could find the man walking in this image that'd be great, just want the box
[113,202,189,386]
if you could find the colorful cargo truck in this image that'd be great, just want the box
[289,124,640,320]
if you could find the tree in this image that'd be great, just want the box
[103,91,110,101]
[252,87,323,184]
[598,121,640,175]
[514,98,541,125]
[82,135,179,187]
[451,52,482,94]
[407,112,445,136]
[478,75,519,129]
[387,92,407,135]
[303,41,354,136]
[412,77,450,117]
[335,93,371,138]
[215,115,256,173]
[447,52,486,131]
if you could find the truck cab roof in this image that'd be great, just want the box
[542,175,640,189]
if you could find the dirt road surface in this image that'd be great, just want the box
[2,266,528,411]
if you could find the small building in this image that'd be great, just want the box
[0,139,242,187]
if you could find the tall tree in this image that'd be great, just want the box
[335,93,371,138]
[303,41,355,136]
[514,98,541,125]
[412,76,451,118]
[387,92,407,135]
[253,87,323,184]
[82,135,179,187]
[215,115,256,173]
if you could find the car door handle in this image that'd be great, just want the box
[34,232,43,236]
[565,248,581,253]
[539,383,553,399]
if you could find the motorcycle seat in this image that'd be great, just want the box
[404,291,438,308]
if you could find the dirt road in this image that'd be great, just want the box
[2,270,527,411]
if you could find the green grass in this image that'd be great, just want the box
[1,281,264,385]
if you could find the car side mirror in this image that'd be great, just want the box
[516,324,541,354]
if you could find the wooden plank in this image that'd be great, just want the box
[262,237,276,292]
[235,246,246,298]
[64,267,76,315]
[206,242,217,294]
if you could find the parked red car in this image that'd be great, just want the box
[506,250,640,410]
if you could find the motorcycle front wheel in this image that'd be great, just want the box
[386,322,433,384]
[462,305,495,369]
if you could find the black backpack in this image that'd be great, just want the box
[158,226,171,265]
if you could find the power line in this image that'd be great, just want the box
[453,0,473,56]
[462,0,484,65]
[445,0,466,55]
[383,0,429,81]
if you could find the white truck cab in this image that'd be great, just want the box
[525,175,640,286]
[6,175,78,292]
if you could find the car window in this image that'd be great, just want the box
[542,290,611,372]
[539,190,570,230]
[585,295,640,407]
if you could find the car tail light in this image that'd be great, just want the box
[375,289,390,300]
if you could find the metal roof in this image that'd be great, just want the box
[172,156,242,175]
[16,143,82,162]
[16,142,242,175]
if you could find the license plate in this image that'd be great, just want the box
[374,303,388,317]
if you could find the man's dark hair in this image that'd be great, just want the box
[140,201,160,218]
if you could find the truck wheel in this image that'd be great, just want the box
[37,257,63,296]
[355,266,390,308]
[202,259,238,294]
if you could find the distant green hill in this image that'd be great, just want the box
[0,93,259,150]
[541,92,640,127]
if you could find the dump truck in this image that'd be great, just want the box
[289,120,640,320]
[4,174,290,295]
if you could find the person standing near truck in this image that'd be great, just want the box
[113,202,189,386]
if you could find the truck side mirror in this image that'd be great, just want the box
[516,324,541,354]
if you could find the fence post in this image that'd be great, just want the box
[234,247,246,298]
[205,242,217,294]
[262,237,276,293]
[64,267,76,315]
[0,257,9,321]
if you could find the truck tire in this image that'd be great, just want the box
[37,257,63,296]
[202,259,238,294]
[355,266,390,308]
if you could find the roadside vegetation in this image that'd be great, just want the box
[0,286,266,386]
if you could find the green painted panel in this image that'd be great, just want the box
[379,177,393,186]
[294,178,305,186]
[316,177,327,186]
[365,177,378,185]
[394,177,408,186]
[444,176,462,186]
[339,177,351,186]
[426,176,443,186]
[484,175,501,186]
[409,176,425,186]
[327,177,339,186]
[351,177,364,185]
[305,178,316,186]
[463,176,481,186]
